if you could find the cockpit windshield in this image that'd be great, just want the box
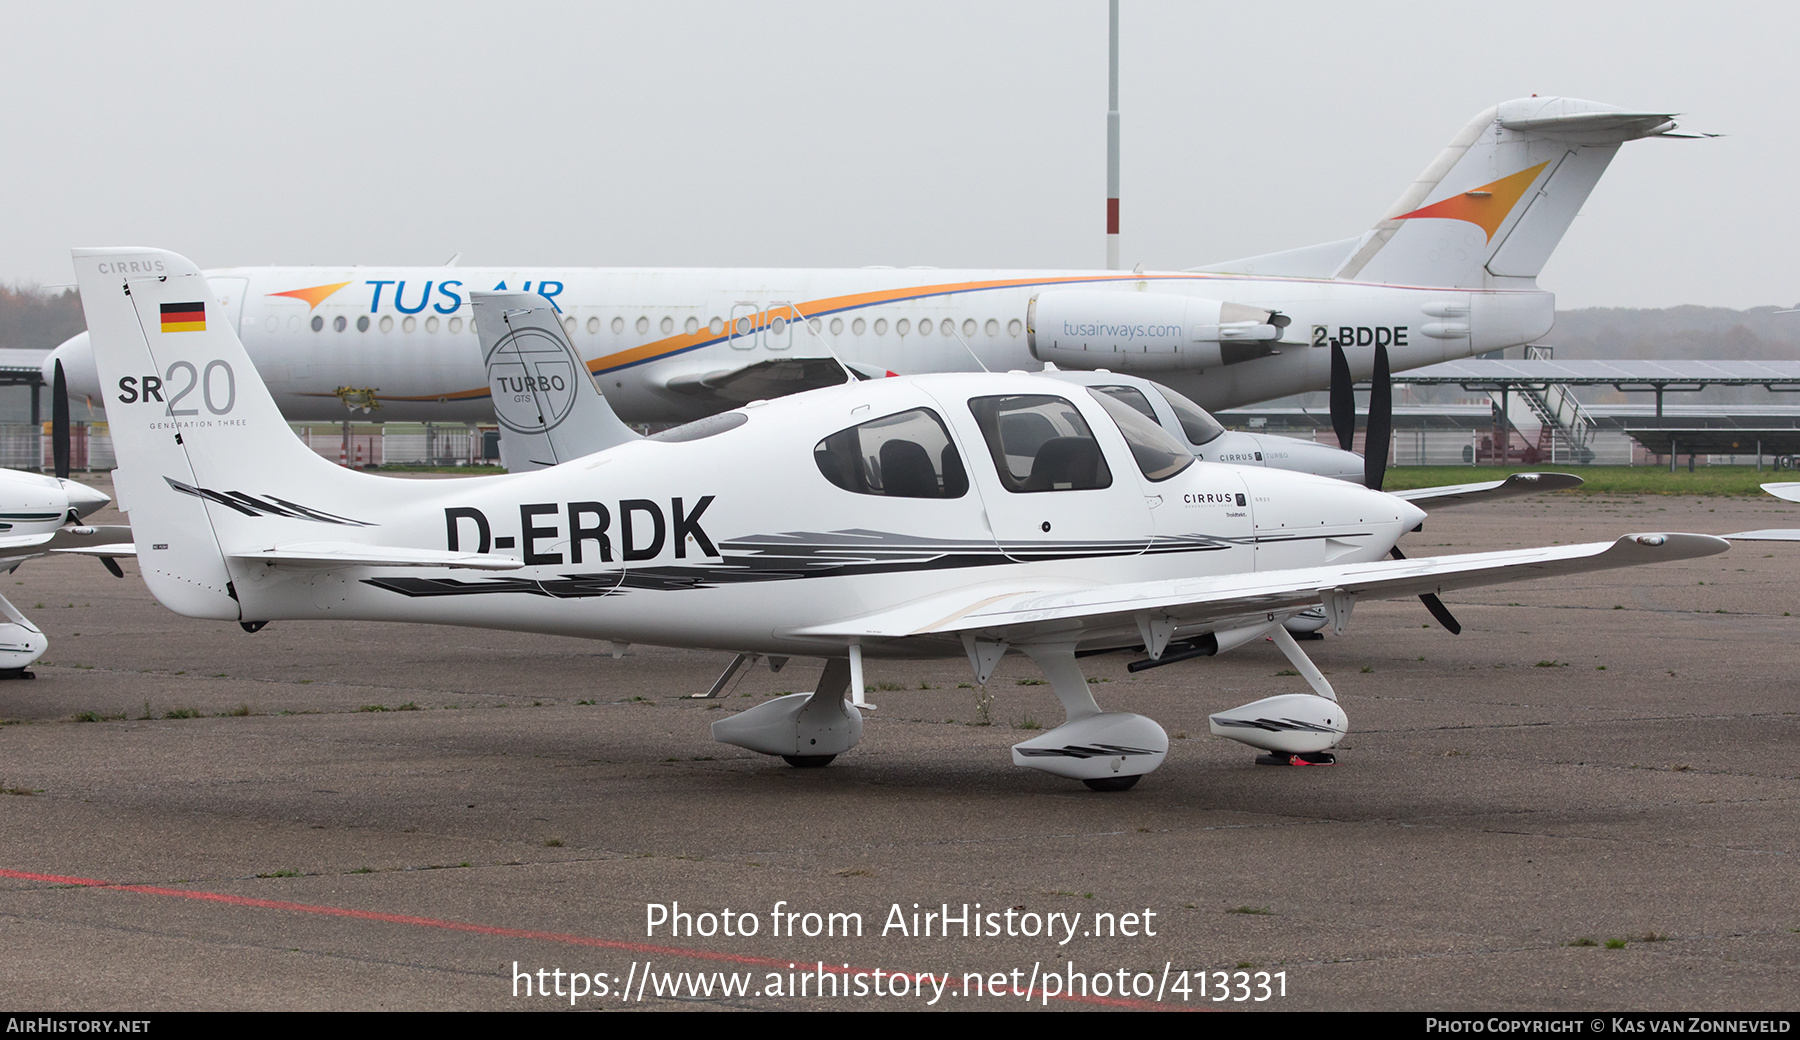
[1087,389,1194,482]
[1156,385,1227,446]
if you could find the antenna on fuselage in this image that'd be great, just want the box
[786,302,860,384]
[946,323,991,374]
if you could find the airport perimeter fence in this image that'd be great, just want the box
[6,422,1787,473]
[292,424,496,467]
[0,423,496,471]
[1276,427,1769,468]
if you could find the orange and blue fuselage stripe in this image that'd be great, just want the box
[585,272,1208,376]
[160,301,207,333]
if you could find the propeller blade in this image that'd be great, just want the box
[1419,593,1464,635]
[1389,546,1463,634]
[1364,342,1391,490]
[1329,341,1354,453]
[51,359,70,480]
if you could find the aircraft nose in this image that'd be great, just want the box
[1250,434,1364,483]
[60,479,111,520]
[1339,480,1425,537]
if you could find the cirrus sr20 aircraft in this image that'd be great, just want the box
[50,98,1698,428]
[75,248,1726,790]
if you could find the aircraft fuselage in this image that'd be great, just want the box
[51,266,1553,423]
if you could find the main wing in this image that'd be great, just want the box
[1389,471,1583,508]
[790,532,1726,649]
[0,524,133,569]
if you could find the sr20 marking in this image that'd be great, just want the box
[118,360,238,417]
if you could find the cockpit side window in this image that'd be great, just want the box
[814,407,969,499]
[967,394,1112,493]
[1087,388,1195,482]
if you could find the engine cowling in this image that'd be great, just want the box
[1027,290,1288,372]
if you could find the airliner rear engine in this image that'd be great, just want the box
[1027,290,1289,372]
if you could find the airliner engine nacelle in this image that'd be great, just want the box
[1026,290,1289,373]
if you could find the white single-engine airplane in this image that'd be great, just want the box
[482,298,1584,639]
[51,97,1695,426]
[0,362,131,674]
[77,248,1727,789]
[0,469,120,674]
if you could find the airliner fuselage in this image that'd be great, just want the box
[49,265,1553,423]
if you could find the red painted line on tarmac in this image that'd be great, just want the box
[2,868,1198,1010]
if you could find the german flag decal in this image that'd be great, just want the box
[160,301,206,333]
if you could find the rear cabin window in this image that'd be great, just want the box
[814,408,969,499]
[967,394,1112,493]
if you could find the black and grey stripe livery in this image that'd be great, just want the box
[364,529,1252,599]
[1014,742,1163,760]
[166,477,374,526]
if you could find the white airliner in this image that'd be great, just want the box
[75,247,1727,788]
[50,97,1694,427]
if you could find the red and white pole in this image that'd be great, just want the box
[1105,0,1120,270]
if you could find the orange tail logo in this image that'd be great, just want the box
[1393,162,1549,242]
[267,281,352,309]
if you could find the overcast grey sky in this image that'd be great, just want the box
[3,1,1794,308]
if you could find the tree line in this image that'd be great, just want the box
[0,285,84,352]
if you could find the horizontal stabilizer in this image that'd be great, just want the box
[1760,482,1800,503]
[228,542,523,570]
[1497,108,1679,140]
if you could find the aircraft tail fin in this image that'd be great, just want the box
[471,291,640,472]
[71,247,414,620]
[1199,98,1692,289]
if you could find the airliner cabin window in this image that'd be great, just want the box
[967,395,1112,493]
[814,408,969,499]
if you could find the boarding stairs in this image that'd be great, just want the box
[1489,346,1597,464]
